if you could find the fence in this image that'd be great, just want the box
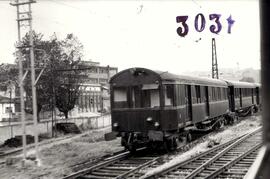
[0,114,111,144]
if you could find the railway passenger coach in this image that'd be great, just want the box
[107,68,260,151]
[226,81,260,114]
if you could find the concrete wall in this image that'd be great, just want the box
[0,114,111,144]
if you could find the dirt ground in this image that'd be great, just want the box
[0,127,123,179]
[0,115,262,179]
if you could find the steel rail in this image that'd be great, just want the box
[206,142,262,179]
[64,130,217,179]
[63,151,131,179]
[142,127,261,179]
[116,157,160,179]
[64,127,260,179]
[142,134,244,179]
[184,127,261,179]
[69,150,129,172]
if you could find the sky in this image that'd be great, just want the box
[0,0,260,74]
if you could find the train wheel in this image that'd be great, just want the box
[235,115,239,122]
[224,118,228,126]
[162,141,169,152]
[172,138,178,150]
[128,145,137,154]
[148,141,158,150]
[229,115,238,125]
[166,139,174,151]
[186,133,192,142]
[162,138,176,152]
[251,106,254,116]
[254,105,259,113]
[213,120,222,130]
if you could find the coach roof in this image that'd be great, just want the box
[157,71,228,87]
[225,80,257,88]
[110,67,228,87]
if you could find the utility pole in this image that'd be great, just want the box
[212,38,219,79]
[10,0,39,165]
[8,80,13,138]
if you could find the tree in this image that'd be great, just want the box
[55,84,80,118]
[54,34,84,118]
[17,32,84,119]
[17,32,61,119]
[240,77,255,83]
[0,63,18,84]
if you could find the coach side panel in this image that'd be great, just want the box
[241,88,254,108]
[208,87,230,118]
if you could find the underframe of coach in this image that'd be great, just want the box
[109,68,232,151]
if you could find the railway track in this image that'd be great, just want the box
[63,129,245,179]
[143,127,262,179]
[69,149,129,172]
[64,148,160,179]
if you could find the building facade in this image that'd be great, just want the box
[79,60,118,85]
[73,60,117,115]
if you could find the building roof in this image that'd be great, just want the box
[80,60,118,70]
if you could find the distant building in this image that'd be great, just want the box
[0,95,15,122]
[0,61,118,120]
[79,60,118,85]
[0,81,19,122]
[70,60,117,115]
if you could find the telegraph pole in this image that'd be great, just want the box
[212,38,219,79]
[10,0,39,165]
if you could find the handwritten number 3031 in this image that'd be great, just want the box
[176,16,189,37]
[176,13,234,37]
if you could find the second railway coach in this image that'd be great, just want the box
[226,80,259,114]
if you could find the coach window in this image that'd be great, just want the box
[216,87,220,100]
[195,85,201,103]
[223,88,226,100]
[235,88,240,98]
[191,86,196,103]
[113,87,128,108]
[131,84,160,108]
[175,84,185,106]
[217,87,221,100]
[212,87,217,101]
[191,85,201,104]
[220,88,223,100]
[142,84,160,107]
[242,88,246,97]
[200,86,206,103]
[164,84,174,106]
[207,87,213,101]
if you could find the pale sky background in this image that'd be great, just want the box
[0,0,260,74]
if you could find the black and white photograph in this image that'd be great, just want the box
[0,0,269,178]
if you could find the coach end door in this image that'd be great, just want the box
[186,85,192,122]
